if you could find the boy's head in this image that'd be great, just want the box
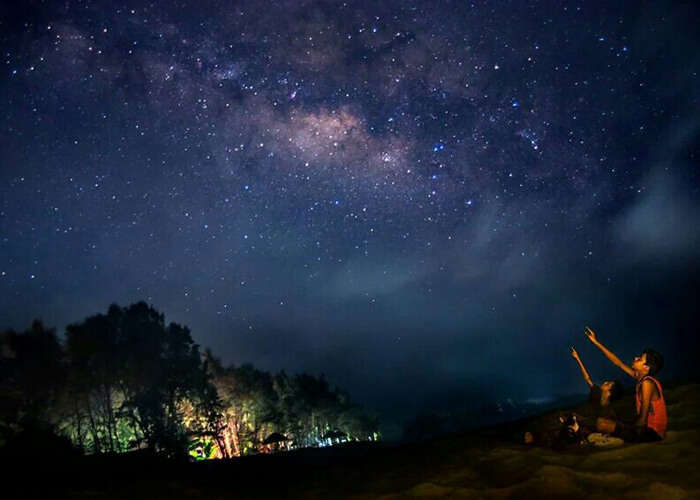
[601,380,624,402]
[632,348,664,377]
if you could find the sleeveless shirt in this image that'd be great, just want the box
[635,375,667,438]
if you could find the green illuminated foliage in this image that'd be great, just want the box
[188,438,217,460]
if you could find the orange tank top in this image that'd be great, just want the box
[635,376,667,438]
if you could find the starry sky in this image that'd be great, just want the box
[1,1,698,423]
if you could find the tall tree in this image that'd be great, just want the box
[213,363,278,456]
[64,302,220,458]
[0,321,65,433]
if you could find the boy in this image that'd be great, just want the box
[584,326,667,442]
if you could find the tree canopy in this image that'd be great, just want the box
[0,302,379,459]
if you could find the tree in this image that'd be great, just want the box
[64,309,124,453]
[1,304,380,459]
[0,320,65,422]
[213,363,278,456]
[0,321,74,458]
[64,302,220,458]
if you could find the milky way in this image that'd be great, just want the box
[1,1,698,421]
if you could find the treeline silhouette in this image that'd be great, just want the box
[0,301,379,460]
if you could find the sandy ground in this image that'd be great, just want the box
[285,383,700,499]
[288,428,700,499]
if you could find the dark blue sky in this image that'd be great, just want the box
[1,0,698,421]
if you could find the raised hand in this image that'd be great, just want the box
[584,325,635,378]
[570,346,579,359]
[584,326,597,343]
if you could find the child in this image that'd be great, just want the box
[584,326,667,442]
[523,347,623,448]
[570,346,623,426]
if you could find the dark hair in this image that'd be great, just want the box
[642,348,664,376]
[609,380,624,402]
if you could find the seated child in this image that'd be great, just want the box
[584,326,667,442]
[524,346,623,448]
[570,345,623,430]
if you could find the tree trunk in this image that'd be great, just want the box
[104,384,115,452]
[85,395,102,453]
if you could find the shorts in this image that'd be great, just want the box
[612,422,663,443]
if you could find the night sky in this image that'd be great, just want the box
[1,1,698,423]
